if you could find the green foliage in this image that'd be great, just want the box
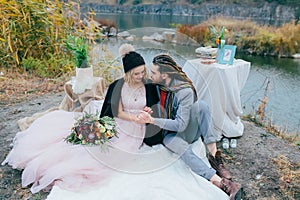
[133,0,142,5]
[118,0,127,5]
[296,140,300,148]
[22,54,74,77]
[266,0,299,4]
[190,0,202,4]
[169,23,182,28]
[0,0,86,77]
[65,36,90,68]
[31,193,44,200]
[209,25,225,40]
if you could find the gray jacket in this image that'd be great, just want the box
[153,80,198,143]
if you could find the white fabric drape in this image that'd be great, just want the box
[183,59,251,138]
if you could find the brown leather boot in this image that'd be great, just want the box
[213,178,243,200]
[208,150,232,180]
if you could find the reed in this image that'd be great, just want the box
[0,0,89,77]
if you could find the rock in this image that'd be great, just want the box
[142,32,164,42]
[163,31,175,42]
[117,31,131,38]
[125,35,136,41]
[108,27,118,37]
[292,53,300,59]
[151,32,164,42]
[142,35,153,41]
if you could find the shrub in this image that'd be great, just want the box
[22,54,74,78]
[0,0,87,77]
[133,0,142,5]
[65,36,90,68]
[178,17,300,57]
[177,24,211,46]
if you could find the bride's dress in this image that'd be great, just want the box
[2,83,228,200]
[47,140,229,200]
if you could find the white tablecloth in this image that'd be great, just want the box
[183,58,251,139]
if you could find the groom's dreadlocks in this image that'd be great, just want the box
[152,54,197,99]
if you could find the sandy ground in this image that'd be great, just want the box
[0,92,299,200]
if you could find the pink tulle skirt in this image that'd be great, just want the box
[2,110,145,193]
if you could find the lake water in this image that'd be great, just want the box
[95,13,300,134]
[95,13,287,30]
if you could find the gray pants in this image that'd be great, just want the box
[163,100,217,180]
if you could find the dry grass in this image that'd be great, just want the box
[178,16,300,57]
[272,155,300,199]
[0,68,67,106]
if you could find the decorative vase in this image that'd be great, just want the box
[220,39,226,49]
[216,39,226,62]
[72,66,94,94]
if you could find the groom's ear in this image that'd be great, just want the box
[161,73,168,80]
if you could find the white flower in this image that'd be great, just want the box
[105,125,113,130]
[95,140,101,145]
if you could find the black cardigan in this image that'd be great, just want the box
[100,78,163,146]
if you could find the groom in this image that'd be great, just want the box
[139,54,243,200]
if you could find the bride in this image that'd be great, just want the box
[2,44,229,200]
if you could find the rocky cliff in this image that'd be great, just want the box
[81,2,298,26]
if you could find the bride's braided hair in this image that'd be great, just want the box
[153,54,197,99]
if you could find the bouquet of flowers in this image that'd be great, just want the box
[65,112,117,147]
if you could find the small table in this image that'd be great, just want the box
[183,58,251,139]
[59,77,105,112]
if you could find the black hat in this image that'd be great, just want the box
[122,51,145,73]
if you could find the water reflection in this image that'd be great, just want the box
[95,13,291,31]
[96,13,205,31]
[237,53,300,76]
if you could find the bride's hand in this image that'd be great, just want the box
[143,106,153,115]
[137,111,154,124]
[134,112,147,124]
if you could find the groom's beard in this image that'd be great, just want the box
[151,75,169,87]
[158,79,167,87]
[151,77,165,86]
[161,79,171,87]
